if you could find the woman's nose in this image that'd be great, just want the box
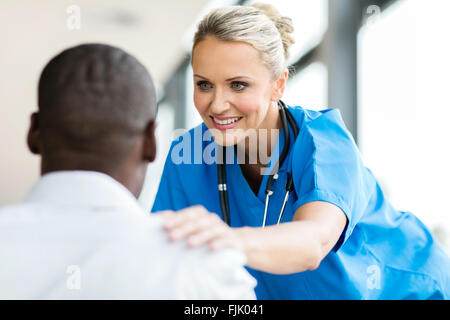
[210,90,231,115]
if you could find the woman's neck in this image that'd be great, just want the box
[237,102,282,171]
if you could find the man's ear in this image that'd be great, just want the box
[271,69,289,102]
[27,112,41,155]
[142,120,157,163]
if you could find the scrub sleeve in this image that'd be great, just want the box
[291,109,371,251]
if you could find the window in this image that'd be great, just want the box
[358,0,450,250]
[283,62,328,111]
[138,104,175,212]
[245,0,328,63]
[185,64,204,129]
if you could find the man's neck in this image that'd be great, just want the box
[40,154,143,198]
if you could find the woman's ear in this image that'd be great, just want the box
[27,112,41,155]
[272,69,289,102]
[142,121,157,163]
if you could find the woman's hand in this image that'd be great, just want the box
[160,205,243,252]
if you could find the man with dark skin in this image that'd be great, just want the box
[28,43,157,195]
[0,43,256,299]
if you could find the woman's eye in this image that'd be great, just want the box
[197,81,212,91]
[231,82,247,91]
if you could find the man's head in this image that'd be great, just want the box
[28,43,157,197]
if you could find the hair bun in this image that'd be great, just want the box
[250,3,295,59]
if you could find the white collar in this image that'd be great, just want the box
[24,170,142,211]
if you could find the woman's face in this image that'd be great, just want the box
[192,36,286,146]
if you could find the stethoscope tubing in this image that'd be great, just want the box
[217,101,299,227]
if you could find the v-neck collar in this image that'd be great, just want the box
[228,125,289,203]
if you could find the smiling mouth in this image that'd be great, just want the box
[211,116,242,125]
[210,116,243,130]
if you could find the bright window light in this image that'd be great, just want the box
[283,62,328,111]
[358,0,450,249]
[245,0,328,64]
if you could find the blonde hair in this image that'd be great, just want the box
[192,3,295,78]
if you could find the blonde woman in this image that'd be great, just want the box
[152,3,450,299]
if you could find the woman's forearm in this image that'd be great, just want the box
[161,206,335,275]
[233,221,323,274]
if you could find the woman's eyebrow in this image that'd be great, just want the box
[193,74,208,80]
[225,76,253,81]
[193,74,253,81]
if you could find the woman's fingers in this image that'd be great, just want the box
[186,224,228,247]
[209,236,240,251]
[159,205,239,250]
[169,217,214,242]
[163,207,216,239]
[162,205,208,229]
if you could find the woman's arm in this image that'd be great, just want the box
[161,202,347,275]
[234,201,347,274]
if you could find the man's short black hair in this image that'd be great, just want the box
[38,43,157,162]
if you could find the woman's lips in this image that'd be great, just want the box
[210,116,243,130]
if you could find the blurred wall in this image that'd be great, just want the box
[0,0,209,205]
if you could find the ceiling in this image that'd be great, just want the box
[0,0,210,92]
[0,0,210,204]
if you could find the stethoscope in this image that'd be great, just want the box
[217,100,299,227]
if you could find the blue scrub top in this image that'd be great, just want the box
[152,105,450,300]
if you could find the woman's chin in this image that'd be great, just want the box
[212,135,238,147]
[208,129,246,147]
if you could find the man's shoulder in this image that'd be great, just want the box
[0,201,162,243]
[0,203,256,299]
[0,202,39,222]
